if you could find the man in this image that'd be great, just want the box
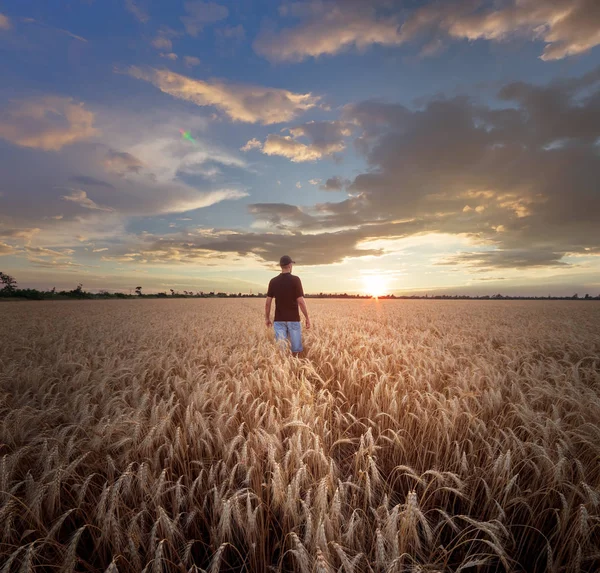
[265,255,310,356]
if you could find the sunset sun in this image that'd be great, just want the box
[362,274,388,298]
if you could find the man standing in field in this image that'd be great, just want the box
[265,255,310,357]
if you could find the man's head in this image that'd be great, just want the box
[280,254,295,271]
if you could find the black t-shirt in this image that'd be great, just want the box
[267,273,304,321]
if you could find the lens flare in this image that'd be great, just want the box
[179,129,196,144]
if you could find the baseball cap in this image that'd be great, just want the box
[279,255,295,266]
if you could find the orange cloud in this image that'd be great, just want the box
[0,241,16,255]
[254,0,600,62]
[126,67,319,124]
[0,96,97,151]
[254,4,402,62]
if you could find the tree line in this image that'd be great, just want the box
[1,272,599,301]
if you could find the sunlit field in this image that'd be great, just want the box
[1,299,599,572]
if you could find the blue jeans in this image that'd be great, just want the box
[274,321,303,353]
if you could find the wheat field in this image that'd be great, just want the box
[0,299,599,572]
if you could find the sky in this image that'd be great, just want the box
[0,0,599,297]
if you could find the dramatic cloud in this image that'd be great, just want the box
[137,226,387,266]
[126,67,319,124]
[333,70,600,269]
[181,1,228,36]
[254,0,600,62]
[163,69,600,268]
[61,189,114,212]
[0,97,97,151]
[0,13,11,30]
[243,120,350,162]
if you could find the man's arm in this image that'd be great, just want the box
[297,296,311,329]
[265,296,273,327]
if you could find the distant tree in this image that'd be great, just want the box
[572,293,579,299]
[157,292,168,298]
[71,284,84,297]
[170,289,175,296]
[0,272,17,294]
[135,286,143,296]
[584,293,590,299]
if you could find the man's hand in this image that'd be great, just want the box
[265,319,272,327]
[305,318,311,329]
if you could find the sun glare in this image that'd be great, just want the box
[362,274,388,298]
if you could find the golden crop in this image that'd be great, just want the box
[0,299,599,572]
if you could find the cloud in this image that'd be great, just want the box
[400,0,600,61]
[181,1,228,36]
[262,134,324,162]
[459,0,599,61]
[125,0,149,23]
[0,13,11,30]
[254,0,600,62]
[21,17,87,42]
[61,189,114,212]
[0,96,97,151]
[165,189,248,214]
[70,175,115,188]
[0,241,16,255]
[246,120,351,162]
[320,176,349,191]
[103,149,145,176]
[0,106,251,248]
[142,69,600,270]
[136,226,386,266]
[295,181,302,189]
[0,228,41,242]
[160,52,178,61]
[437,249,568,270]
[309,179,321,185]
[26,257,85,270]
[25,246,71,257]
[254,2,404,62]
[126,67,320,124]
[152,36,172,50]
[333,71,600,269]
[184,56,201,67]
[216,24,245,41]
[248,203,316,229]
[240,138,262,151]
